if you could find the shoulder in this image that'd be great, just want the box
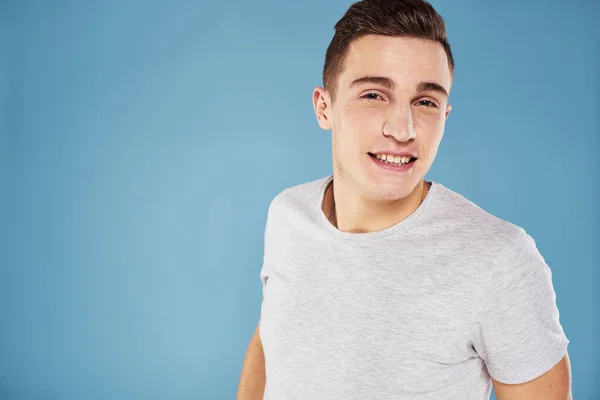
[266,175,331,220]
[431,182,538,263]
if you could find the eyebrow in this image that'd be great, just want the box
[349,76,449,98]
[350,76,396,90]
[416,81,449,99]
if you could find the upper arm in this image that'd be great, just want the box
[492,352,572,400]
[471,230,570,384]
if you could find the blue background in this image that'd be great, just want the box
[1,0,598,399]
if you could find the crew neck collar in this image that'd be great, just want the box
[316,175,439,241]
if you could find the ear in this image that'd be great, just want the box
[313,86,332,130]
[445,103,452,121]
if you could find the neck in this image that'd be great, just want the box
[324,178,429,234]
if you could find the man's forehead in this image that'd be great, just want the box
[341,35,450,77]
[347,34,445,58]
[339,37,452,91]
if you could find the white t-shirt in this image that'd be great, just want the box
[259,175,569,400]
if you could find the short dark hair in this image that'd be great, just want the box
[323,0,455,101]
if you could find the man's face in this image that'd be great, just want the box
[313,34,452,201]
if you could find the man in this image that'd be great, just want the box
[237,0,572,399]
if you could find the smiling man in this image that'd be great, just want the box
[236,1,571,399]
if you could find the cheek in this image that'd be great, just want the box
[337,106,384,139]
[415,114,445,143]
[332,108,375,163]
[414,115,445,165]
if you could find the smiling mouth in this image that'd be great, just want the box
[368,152,417,166]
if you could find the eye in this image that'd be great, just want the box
[361,93,383,101]
[415,99,438,108]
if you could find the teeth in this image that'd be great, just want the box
[374,153,414,165]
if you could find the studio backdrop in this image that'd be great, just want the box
[1,0,598,399]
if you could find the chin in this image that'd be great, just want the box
[352,157,425,200]
[365,179,419,201]
[377,187,416,201]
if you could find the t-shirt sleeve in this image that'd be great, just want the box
[470,229,570,384]
[259,197,276,299]
[259,226,270,299]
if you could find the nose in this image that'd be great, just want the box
[382,105,416,142]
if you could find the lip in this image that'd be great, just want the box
[368,153,417,172]
[369,151,418,158]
